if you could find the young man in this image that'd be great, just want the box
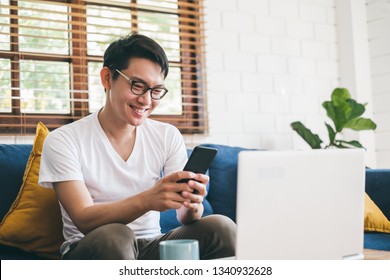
[39,34,236,260]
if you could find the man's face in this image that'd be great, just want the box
[108,57,165,127]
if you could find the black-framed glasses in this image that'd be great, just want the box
[115,69,168,100]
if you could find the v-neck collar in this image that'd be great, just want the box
[93,110,140,164]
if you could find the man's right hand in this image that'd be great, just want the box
[141,171,196,212]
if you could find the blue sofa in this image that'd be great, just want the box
[1,143,389,259]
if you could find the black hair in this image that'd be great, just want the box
[103,33,169,79]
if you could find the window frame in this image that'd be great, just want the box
[0,0,206,135]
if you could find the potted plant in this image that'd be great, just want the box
[291,88,377,149]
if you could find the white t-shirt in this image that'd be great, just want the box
[39,110,187,254]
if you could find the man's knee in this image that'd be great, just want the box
[196,215,237,247]
[198,214,236,258]
[202,214,237,236]
[83,223,137,259]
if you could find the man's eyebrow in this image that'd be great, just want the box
[128,75,146,83]
[130,76,165,87]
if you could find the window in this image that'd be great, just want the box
[0,0,206,134]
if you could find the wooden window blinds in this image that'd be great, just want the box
[0,0,207,135]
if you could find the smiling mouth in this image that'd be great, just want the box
[130,105,149,114]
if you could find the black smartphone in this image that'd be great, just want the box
[177,146,218,183]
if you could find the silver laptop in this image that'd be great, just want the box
[235,149,365,260]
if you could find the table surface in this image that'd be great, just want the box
[218,249,390,260]
[364,249,390,260]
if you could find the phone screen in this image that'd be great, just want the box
[177,146,218,183]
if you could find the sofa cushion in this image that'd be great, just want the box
[0,144,31,221]
[0,122,64,259]
[365,169,390,220]
[201,144,253,222]
[364,193,390,233]
[364,232,390,251]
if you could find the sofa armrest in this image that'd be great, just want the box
[0,144,32,221]
[365,169,390,220]
[0,244,43,260]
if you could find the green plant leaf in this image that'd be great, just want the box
[291,87,377,151]
[331,88,350,106]
[322,101,336,122]
[346,99,365,120]
[325,122,336,144]
[323,88,370,132]
[344,118,377,131]
[322,101,347,132]
[335,140,365,149]
[291,121,323,149]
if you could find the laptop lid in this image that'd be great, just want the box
[236,149,365,260]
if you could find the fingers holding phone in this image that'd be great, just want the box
[180,173,208,195]
[188,173,209,193]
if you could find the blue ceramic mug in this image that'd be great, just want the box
[159,239,200,260]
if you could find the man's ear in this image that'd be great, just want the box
[100,67,111,92]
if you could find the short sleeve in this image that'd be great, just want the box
[162,125,187,176]
[39,130,84,188]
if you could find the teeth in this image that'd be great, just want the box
[130,105,147,113]
[134,108,144,113]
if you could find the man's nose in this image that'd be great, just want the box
[137,90,152,104]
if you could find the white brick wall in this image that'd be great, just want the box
[187,0,339,151]
[2,0,388,168]
[367,0,390,168]
[187,0,388,169]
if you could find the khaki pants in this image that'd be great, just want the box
[62,214,236,260]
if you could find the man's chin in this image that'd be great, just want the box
[128,116,149,127]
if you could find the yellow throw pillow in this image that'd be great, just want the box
[364,192,390,233]
[0,122,64,259]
